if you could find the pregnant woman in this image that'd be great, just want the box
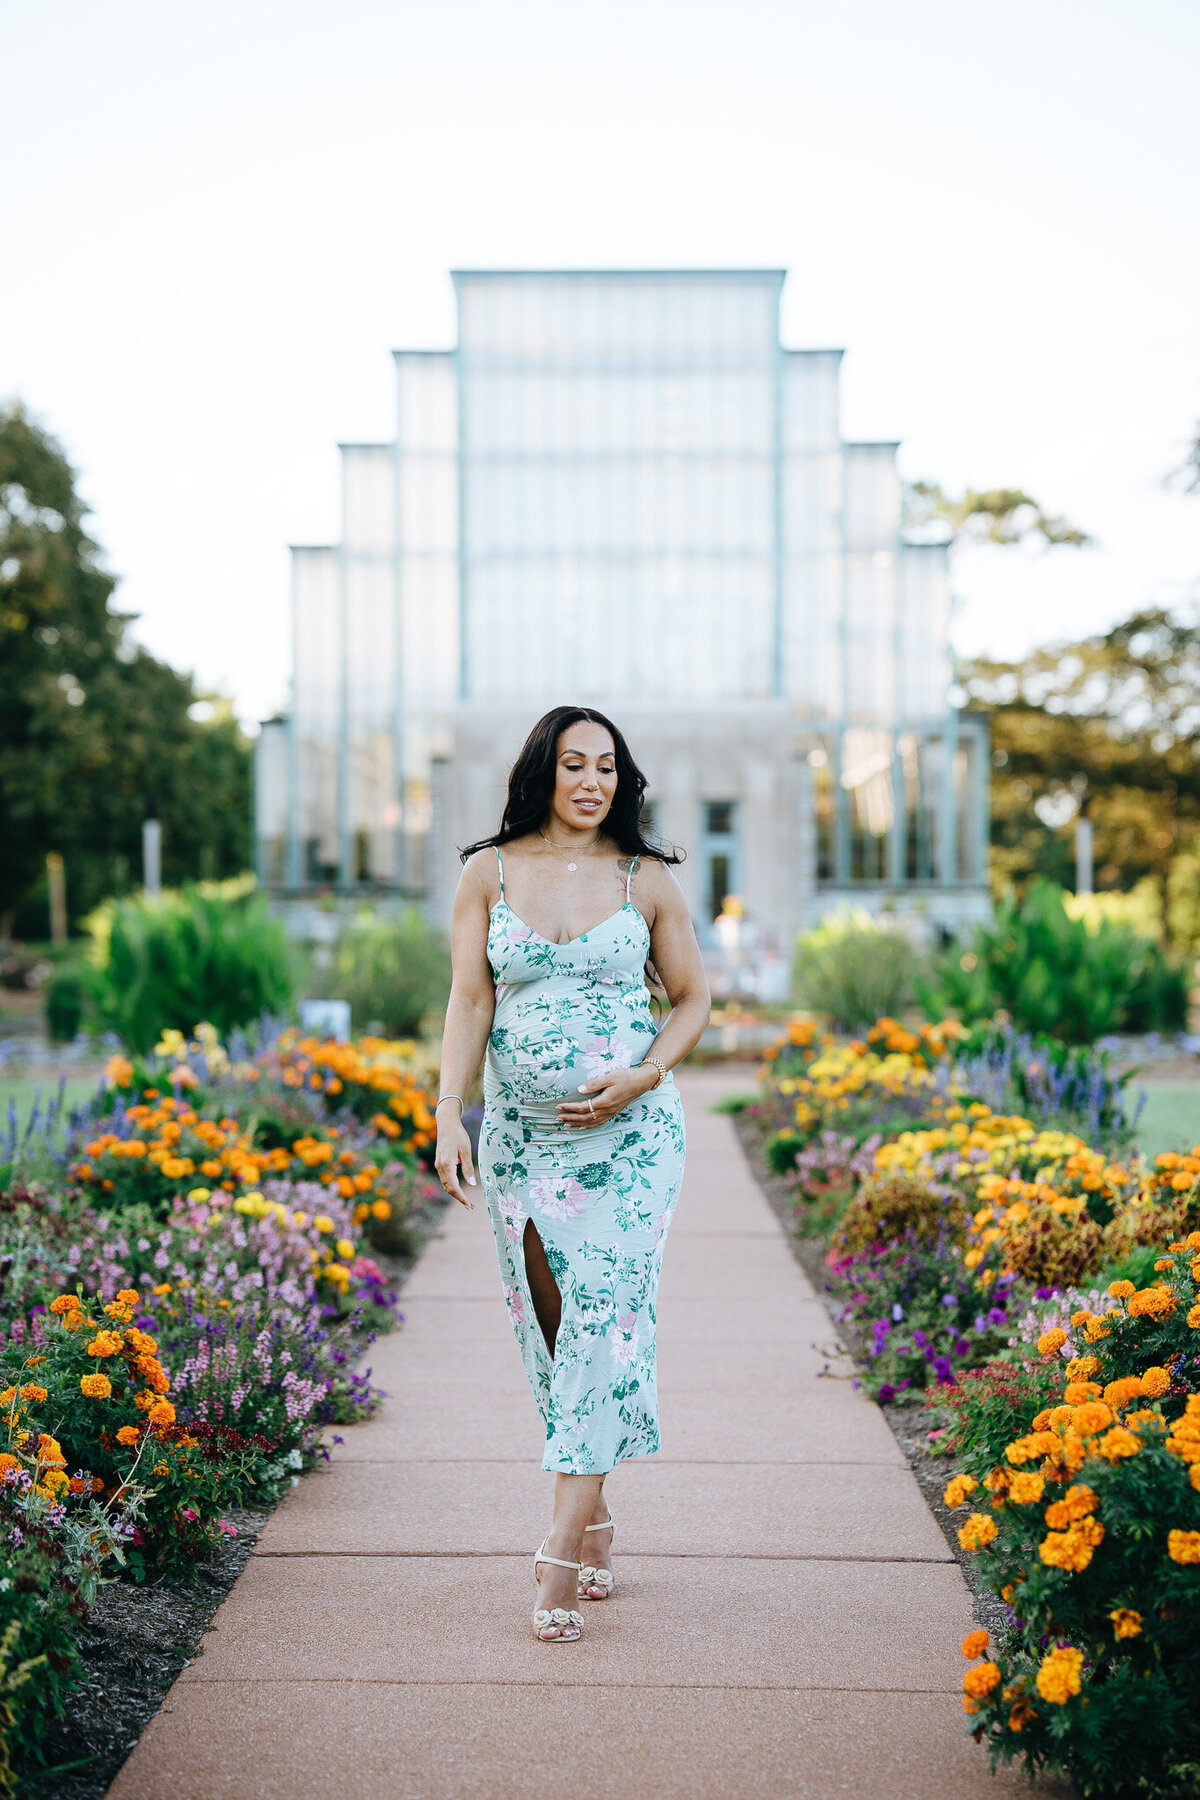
[435,705,711,1642]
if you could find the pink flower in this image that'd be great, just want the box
[499,1200,525,1245]
[581,1036,632,1078]
[180,1507,199,1524]
[504,1283,526,1323]
[531,1175,587,1222]
[218,1519,238,1537]
[612,1310,640,1366]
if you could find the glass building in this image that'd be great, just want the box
[257,270,988,949]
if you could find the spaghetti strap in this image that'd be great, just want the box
[625,854,639,902]
[495,845,506,901]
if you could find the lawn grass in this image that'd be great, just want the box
[1132,1082,1200,1158]
[0,1074,102,1139]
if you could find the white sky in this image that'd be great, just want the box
[3,0,1198,728]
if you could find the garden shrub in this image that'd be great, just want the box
[793,912,916,1028]
[928,1358,1062,1481]
[317,908,451,1036]
[85,881,295,1053]
[917,879,1185,1044]
[42,965,85,1042]
[831,1171,969,1259]
[1001,1202,1106,1290]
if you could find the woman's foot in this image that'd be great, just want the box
[533,1532,584,1641]
[577,1503,615,1600]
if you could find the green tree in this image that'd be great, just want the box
[905,482,1091,547]
[960,608,1200,941]
[0,403,252,935]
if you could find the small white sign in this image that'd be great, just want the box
[299,998,352,1042]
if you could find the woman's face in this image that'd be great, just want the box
[549,721,618,832]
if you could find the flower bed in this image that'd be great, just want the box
[0,1023,439,1780]
[747,1015,1200,1798]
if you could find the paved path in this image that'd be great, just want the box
[111,1071,1028,1799]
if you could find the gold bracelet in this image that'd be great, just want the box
[641,1056,668,1089]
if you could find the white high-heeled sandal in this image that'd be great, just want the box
[533,1538,585,1642]
[577,1511,616,1601]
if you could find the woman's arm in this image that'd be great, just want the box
[556,862,711,1130]
[434,856,496,1207]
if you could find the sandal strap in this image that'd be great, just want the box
[535,1536,580,1573]
[583,1513,615,1537]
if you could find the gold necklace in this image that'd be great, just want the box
[538,825,600,873]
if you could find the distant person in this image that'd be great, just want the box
[435,705,711,1641]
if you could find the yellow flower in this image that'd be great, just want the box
[314,1215,334,1234]
[1036,1645,1084,1704]
[80,1372,113,1399]
[1037,1328,1068,1357]
[943,1473,977,1508]
[1007,1472,1046,1505]
[40,1467,70,1497]
[153,1282,173,1296]
[1110,1608,1142,1639]
[961,1628,989,1659]
[957,1512,998,1552]
[1168,1529,1200,1564]
[1065,1355,1100,1381]
[1187,1303,1200,1329]
[336,1238,356,1260]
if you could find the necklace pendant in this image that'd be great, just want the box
[566,861,578,871]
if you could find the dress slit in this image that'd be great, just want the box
[522,1216,562,1357]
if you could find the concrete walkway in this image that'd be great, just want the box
[111,1070,1027,1800]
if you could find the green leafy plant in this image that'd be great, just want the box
[317,908,451,1035]
[830,1171,969,1260]
[918,881,1186,1044]
[84,880,295,1052]
[792,912,916,1029]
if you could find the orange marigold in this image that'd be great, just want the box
[80,1372,112,1399]
[943,1473,978,1508]
[1072,1401,1114,1437]
[1063,1382,1102,1404]
[149,1400,176,1428]
[958,1512,999,1552]
[1168,1529,1200,1564]
[1128,1287,1177,1320]
[1096,1427,1141,1462]
[1065,1355,1101,1381]
[1044,1484,1098,1529]
[1036,1645,1084,1705]
[1110,1608,1142,1639]
[49,1294,81,1315]
[115,1425,141,1446]
[1141,1366,1171,1398]
[963,1661,1002,1701]
[85,1331,123,1358]
[1037,1328,1069,1357]
[961,1629,989,1659]
[1103,1377,1144,1410]
[1008,1472,1046,1505]
[1107,1280,1135,1299]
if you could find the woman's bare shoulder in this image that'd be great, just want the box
[634,853,686,913]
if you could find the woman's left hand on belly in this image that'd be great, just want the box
[558,1065,659,1129]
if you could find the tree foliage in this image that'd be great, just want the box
[959,608,1200,941]
[906,482,1091,547]
[0,403,251,934]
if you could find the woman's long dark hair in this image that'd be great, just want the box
[459,705,684,866]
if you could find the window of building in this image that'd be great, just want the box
[699,800,739,923]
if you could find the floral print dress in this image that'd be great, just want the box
[480,848,686,1475]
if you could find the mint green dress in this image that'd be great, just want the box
[480,848,686,1475]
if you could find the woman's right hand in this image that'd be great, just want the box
[434,1117,477,1209]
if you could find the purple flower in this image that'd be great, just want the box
[932,1356,954,1384]
[953,1337,972,1356]
[891,1303,903,1320]
[987,1307,1008,1327]
[940,1293,958,1309]
[877,1383,896,1403]
[913,1329,928,1351]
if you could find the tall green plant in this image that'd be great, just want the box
[917,880,1186,1043]
[85,880,295,1052]
[793,911,916,1029]
[320,908,451,1036]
